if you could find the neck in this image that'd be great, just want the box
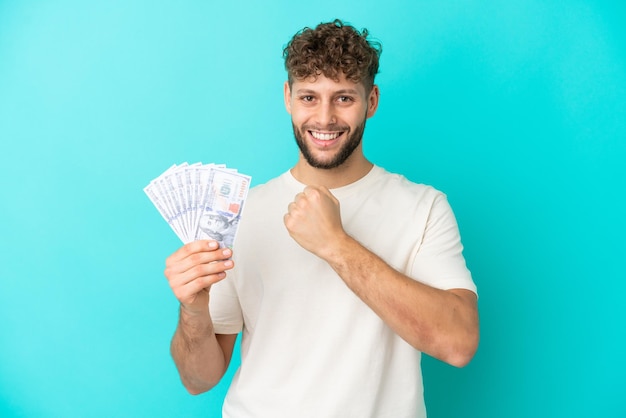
[290,153,373,189]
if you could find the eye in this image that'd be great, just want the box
[337,96,354,103]
[300,95,315,102]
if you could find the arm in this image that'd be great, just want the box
[284,186,479,367]
[164,240,238,394]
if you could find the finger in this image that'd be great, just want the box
[294,191,307,205]
[167,257,234,289]
[185,271,227,294]
[166,240,220,265]
[166,247,233,277]
[303,185,318,194]
[304,186,329,205]
[173,271,227,303]
[317,185,331,197]
[284,212,295,232]
[311,185,333,200]
[287,201,297,214]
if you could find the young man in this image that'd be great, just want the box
[164,19,479,417]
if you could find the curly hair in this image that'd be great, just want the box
[283,19,382,91]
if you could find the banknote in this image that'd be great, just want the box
[144,163,251,247]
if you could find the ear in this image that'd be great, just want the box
[284,81,292,114]
[366,85,380,119]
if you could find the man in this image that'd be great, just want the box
[197,213,238,248]
[164,19,479,417]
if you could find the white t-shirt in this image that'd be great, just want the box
[210,165,476,418]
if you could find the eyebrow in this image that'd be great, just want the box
[295,88,360,95]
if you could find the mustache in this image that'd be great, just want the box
[301,123,350,132]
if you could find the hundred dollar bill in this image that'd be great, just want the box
[143,164,185,242]
[163,163,189,239]
[145,162,251,246]
[194,167,251,248]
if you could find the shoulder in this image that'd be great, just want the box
[371,166,445,207]
[242,171,298,215]
[248,172,290,200]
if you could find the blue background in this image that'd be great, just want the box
[1,1,624,417]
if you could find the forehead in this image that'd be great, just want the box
[291,74,366,96]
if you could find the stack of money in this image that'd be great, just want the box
[144,163,251,247]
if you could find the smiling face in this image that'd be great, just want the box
[285,74,379,170]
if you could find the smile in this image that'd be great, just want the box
[309,131,343,141]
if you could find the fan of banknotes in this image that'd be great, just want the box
[144,162,251,247]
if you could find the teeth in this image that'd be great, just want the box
[311,131,341,140]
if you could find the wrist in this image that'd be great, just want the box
[319,232,354,264]
[179,304,213,331]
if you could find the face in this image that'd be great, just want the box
[284,74,379,170]
[200,214,228,234]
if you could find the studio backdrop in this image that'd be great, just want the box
[1,1,624,417]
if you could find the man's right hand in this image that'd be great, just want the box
[164,240,234,315]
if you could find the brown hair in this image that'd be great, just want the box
[283,19,382,91]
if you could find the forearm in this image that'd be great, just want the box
[170,306,228,394]
[323,234,479,367]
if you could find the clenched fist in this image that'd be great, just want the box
[284,185,347,259]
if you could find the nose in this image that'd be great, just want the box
[315,101,336,127]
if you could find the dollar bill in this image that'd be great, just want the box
[144,163,251,246]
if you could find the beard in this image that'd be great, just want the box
[292,119,366,170]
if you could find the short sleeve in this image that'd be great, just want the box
[408,193,477,294]
[209,273,244,334]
